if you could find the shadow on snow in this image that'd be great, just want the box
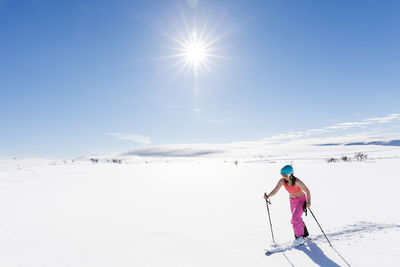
[296,242,342,267]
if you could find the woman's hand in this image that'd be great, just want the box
[305,202,311,208]
[264,193,269,200]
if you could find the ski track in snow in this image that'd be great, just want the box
[270,221,400,249]
[326,221,400,243]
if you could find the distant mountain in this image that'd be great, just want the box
[345,140,400,146]
[121,147,223,157]
[316,140,400,147]
[315,143,341,146]
[366,140,400,146]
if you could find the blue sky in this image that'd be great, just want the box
[1,0,399,158]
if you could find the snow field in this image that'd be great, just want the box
[0,159,399,266]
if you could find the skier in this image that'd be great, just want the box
[264,165,311,246]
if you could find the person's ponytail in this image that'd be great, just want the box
[291,174,297,185]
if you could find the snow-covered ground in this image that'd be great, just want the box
[1,144,399,266]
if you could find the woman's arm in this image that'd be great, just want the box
[264,179,284,199]
[296,178,311,207]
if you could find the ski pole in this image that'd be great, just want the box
[308,207,332,247]
[264,193,275,243]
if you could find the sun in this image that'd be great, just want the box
[184,34,206,66]
[161,16,228,80]
[180,31,211,75]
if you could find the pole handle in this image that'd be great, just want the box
[264,193,271,204]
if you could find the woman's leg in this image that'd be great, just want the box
[290,195,306,238]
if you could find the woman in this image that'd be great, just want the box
[264,165,311,246]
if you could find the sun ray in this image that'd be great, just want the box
[171,60,191,82]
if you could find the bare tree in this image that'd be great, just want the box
[341,156,351,162]
[354,152,367,162]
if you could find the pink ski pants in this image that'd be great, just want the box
[289,194,307,238]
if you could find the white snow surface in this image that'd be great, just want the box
[1,145,400,266]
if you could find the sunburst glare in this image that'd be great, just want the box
[160,14,230,81]
[184,32,206,66]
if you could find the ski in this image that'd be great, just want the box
[264,243,299,254]
[264,238,311,255]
